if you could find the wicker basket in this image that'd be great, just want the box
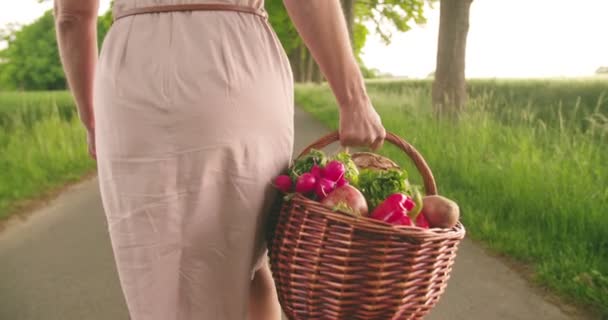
[267,131,466,320]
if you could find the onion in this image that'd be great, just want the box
[274,175,292,193]
[323,160,346,182]
[295,173,316,194]
[321,185,368,217]
[422,195,460,228]
[315,178,336,200]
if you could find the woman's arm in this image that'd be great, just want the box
[54,0,99,132]
[282,0,385,149]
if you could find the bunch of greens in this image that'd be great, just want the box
[288,149,328,181]
[355,168,413,210]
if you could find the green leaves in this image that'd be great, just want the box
[266,0,301,53]
[265,0,431,80]
[0,9,112,90]
[0,11,62,90]
[356,0,431,45]
[288,149,328,181]
[356,168,412,210]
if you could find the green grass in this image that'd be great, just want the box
[0,91,95,220]
[366,78,608,134]
[294,79,608,316]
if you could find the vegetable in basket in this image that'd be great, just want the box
[370,193,430,228]
[295,173,317,194]
[315,178,336,200]
[356,168,411,211]
[288,149,328,181]
[274,175,292,193]
[370,193,415,223]
[422,195,460,228]
[310,164,324,179]
[321,185,368,217]
[415,213,430,228]
[331,151,359,185]
[409,187,424,220]
[323,160,346,182]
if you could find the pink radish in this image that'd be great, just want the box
[295,173,316,193]
[323,160,346,182]
[274,175,292,193]
[310,165,325,179]
[336,177,349,187]
[315,178,336,200]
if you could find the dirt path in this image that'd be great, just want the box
[0,107,593,320]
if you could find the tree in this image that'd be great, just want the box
[431,0,473,116]
[0,11,65,90]
[596,66,608,75]
[0,9,112,90]
[266,0,431,83]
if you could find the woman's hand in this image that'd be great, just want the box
[86,127,97,160]
[339,97,386,150]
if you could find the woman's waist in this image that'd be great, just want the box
[112,0,265,19]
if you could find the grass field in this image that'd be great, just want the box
[1,80,607,315]
[0,91,95,221]
[295,79,608,316]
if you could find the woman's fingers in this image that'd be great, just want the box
[86,129,97,160]
[339,126,385,150]
[337,96,386,149]
[371,133,385,151]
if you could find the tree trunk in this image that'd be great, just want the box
[432,0,473,116]
[305,48,315,82]
[312,62,323,84]
[341,0,355,45]
[298,44,308,82]
[288,48,300,82]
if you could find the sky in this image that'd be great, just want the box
[1,0,607,79]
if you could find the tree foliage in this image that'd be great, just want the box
[266,0,431,82]
[356,0,431,45]
[0,11,64,90]
[0,9,111,90]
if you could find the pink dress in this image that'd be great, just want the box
[93,1,294,319]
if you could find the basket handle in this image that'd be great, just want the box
[297,131,438,195]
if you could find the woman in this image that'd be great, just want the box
[54,0,385,319]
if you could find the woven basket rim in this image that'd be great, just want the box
[291,193,466,240]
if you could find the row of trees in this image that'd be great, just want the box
[0,0,473,113]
